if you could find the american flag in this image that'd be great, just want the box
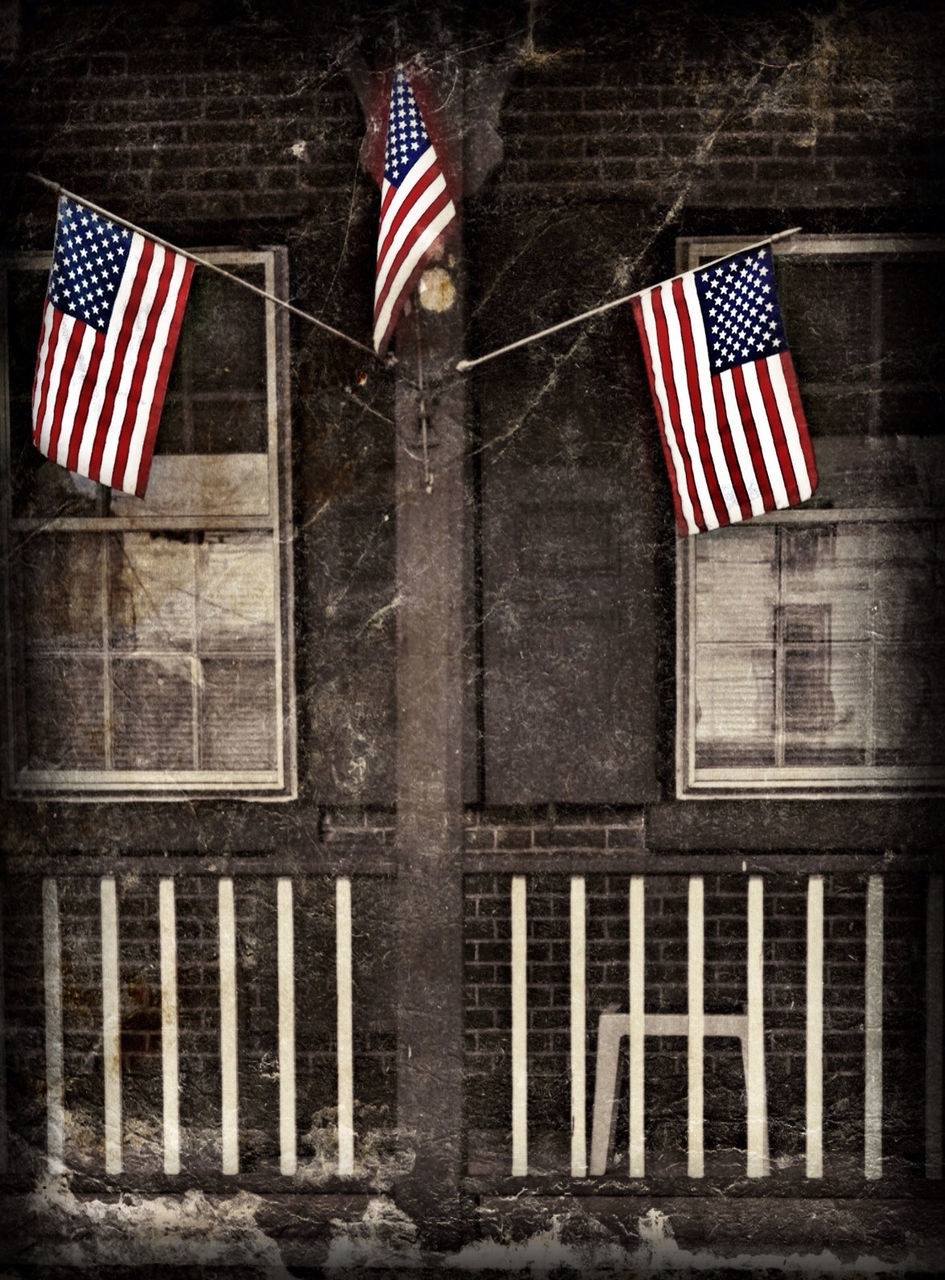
[32,196,194,497]
[631,244,817,535]
[373,66,456,355]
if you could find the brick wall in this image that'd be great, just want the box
[1,18,363,233]
[4,6,943,242]
[495,7,944,210]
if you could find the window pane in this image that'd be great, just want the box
[200,657,277,769]
[111,656,196,770]
[879,259,945,436]
[872,525,945,638]
[880,386,945,438]
[881,260,945,386]
[776,260,874,387]
[173,267,267,393]
[810,436,945,510]
[687,517,944,785]
[798,386,876,438]
[18,534,104,648]
[197,535,275,651]
[6,268,46,388]
[693,526,776,645]
[161,263,269,455]
[20,655,106,769]
[783,642,870,765]
[873,644,945,766]
[157,394,267,455]
[781,525,872,642]
[189,396,268,453]
[109,534,196,651]
[694,644,776,766]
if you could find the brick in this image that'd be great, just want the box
[240,191,326,218]
[88,53,128,75]
[466,1009,497,1030]
[535,134,588,162]
[829,156,892,182]
[642,107,716,132]
[517,86,586,114]
[474,939,510,964]
[532,826,607,849]
[579,86,641,111]
[465,826,498,851]
[494,827,534,850]
[750,110,821,134]
[519,160,601,184]
[655,84,701,109]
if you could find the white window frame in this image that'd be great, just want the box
[1,247,296,800]
[676,234,945,799]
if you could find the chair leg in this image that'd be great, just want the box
[589,1019,624,1176]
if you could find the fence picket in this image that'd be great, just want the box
[218,878,239,1175]
[511,875,528,1176]
[806,875,824,1178]
[687,876,705,1178]
[42,878,64,1175]
[100,876,122,1175]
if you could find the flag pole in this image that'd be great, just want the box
[28,173,387,365]
[455,226,802,373]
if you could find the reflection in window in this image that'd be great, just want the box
[686,517,944,792]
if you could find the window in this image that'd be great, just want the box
[677,236,945,797]
[1,249,295,798]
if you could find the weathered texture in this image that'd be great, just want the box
[1,0,944,1273]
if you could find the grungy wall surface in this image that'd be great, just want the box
[1,0,944,1274]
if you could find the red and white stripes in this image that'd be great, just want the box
[632,268,816,536]
[373,150,455,355]
[372,66,456,356]
[32,232,193,498]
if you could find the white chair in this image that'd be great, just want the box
[589,1010,770,1176]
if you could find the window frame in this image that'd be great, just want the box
[1,246,297,801]
[675,233,945,800]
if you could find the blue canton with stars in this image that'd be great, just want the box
[383,67,431,187]
[694,246,787,375]
[47,197,132,331]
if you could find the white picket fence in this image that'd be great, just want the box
[507,872,943,1182]
[2,870,942,1185]
[32,875,354,1179]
